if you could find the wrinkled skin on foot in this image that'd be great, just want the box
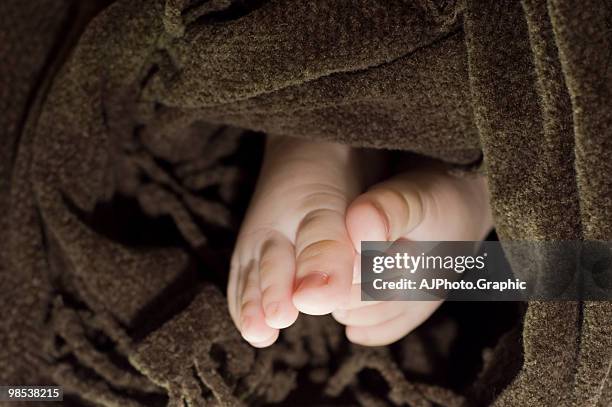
[228,136,362,347]
[228,136,492,347]
[338,166,492,345]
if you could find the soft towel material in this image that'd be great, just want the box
[1,0,610,405]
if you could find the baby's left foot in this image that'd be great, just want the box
[228,136,367,347]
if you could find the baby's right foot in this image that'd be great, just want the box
[335,166,493,346]
[227,136,365,347]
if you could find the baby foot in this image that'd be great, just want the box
[227,136,366,347]
[334,166,493,346]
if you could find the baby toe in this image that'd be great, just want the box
[239,263,279,345]
[345,317,408,347]
[346,178,425,250]
[258,235,299,329]
[345,300,442,346]
[248,330,280,348]
[332,300,404,327]
[348,169,492,244]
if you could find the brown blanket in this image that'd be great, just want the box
[1,0,610,405]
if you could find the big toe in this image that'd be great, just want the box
[346,175,426,250]
[347,169,492,247]
[292,208,355,315]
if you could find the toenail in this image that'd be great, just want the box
[296,272,329,291]
[371,201,390,240]
[241,316,251,332]
[264,302,280,318]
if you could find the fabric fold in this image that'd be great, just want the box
[1,0,609,405]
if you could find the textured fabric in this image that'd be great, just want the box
[1,0,610,405]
